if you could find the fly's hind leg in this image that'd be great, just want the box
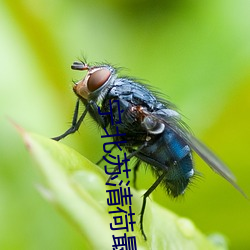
[132,160,141,189]
[140,171,167,240]
[102,141,167,240]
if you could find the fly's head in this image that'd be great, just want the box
[72,61,116,102]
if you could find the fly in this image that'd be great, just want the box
[52,60,246,240]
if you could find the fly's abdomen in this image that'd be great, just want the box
[138,128,194,197]
[163,129,194,196]
[165,153,193,197]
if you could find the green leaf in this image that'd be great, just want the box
[18,127,227,250]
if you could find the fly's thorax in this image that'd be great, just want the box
[73,64,117,105]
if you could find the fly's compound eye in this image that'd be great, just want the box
[87,68,111,92]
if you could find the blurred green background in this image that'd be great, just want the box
[1,0,250,249]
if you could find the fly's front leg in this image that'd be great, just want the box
[52,99,106,141]
[88,100,106,128]
[52,99,88,141]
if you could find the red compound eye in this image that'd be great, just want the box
[87,68,111,92]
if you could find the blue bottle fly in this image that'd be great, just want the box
[52,60,246,240]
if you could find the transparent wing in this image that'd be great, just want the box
[147,110,247,198]
[169,121,247,198]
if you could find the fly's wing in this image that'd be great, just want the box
[150,110,247,198]
[171,123,247,198]
[182,132,248,197]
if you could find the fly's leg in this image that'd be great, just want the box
[52,99,86,141]
[133,160,141,189]
[103,140,166,240]
[52,100,105,141]
[103,148,141,188]
[96,145,116,165]
[88,100,106,128]
[107,143,147,183]
[98,144,142,188]
[140,171,167,240]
